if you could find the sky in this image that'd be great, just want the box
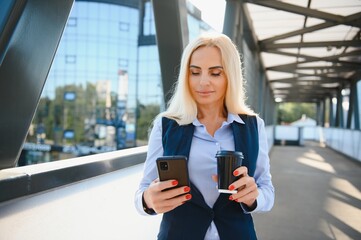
[188,0,226,32]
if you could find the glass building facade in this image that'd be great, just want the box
[21,0,212,165]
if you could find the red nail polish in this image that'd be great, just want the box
[233,170,239,176]
[229,195,233,200]
[229,185,235,191]
[172,180,178,186]
[185,194,192,200]
[184,186,190,192]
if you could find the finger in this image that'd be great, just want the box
[162,185,191,200]
[233,166,248,177]
[211,175,218,182]
[154,193,192,214]
[155,179,179,191]
[229,181,258,202]
[228,175,256,194]
[233,188,259,205]
[228,175,248,192]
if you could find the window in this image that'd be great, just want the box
[119,22,129,31]
[67,17,77,27]
[65,55,76,64]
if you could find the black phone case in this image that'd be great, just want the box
[156,155,190,187]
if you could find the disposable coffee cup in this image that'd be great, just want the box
[216,150,243,194]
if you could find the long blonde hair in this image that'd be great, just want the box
[160,33,254,125]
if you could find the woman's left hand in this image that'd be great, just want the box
[228,166,259,209]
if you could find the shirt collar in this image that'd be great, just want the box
[192,113,245,126]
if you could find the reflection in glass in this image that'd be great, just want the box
[23,0,212,166]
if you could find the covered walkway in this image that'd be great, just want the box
[0,1,360,239]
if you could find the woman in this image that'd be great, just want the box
[135,33,274,239]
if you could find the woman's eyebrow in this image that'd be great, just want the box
[189,65,201,69]
[209,66,223,70]
[189,65,223,70]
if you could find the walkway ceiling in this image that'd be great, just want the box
[242,0,361,103]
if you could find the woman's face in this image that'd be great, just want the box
[188,46,227,109]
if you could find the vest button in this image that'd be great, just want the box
[210,210,215,219]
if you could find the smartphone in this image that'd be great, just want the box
[156,155,190,189]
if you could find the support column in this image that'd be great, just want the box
[347,80,360,130]
[335,88,344,128]
[152,0,189,105]
[329,96,334,127]
[316,102,321,126]
[348,80,360,129]
[354,81,360,130]
[316,100,325,127]
[321,98,326,127]
[263,81,269,124]
[223,0,242,42]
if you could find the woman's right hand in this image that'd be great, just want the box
[143,178,192,214]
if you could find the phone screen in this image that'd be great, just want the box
[156,156,189,188]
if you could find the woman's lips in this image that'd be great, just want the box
[197,91,214,96]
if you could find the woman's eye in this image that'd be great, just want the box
[211,72,221,77]
[191,71,200,75]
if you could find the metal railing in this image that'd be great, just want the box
[0,146,148,203]
[274,125,361,162]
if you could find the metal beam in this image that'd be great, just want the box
[265,54,361,71]
[240,1,259,51]
[223,0,242,42]
[152,0,189,105]
[268,71,349,83]
[246,0,358,26]
[260,22,333,45]
[260,12,361,44]
[266,49,361,66]
[0,0,74,169]
[295,66,359,72]
[0,0,27,65]
[262,40,361,50]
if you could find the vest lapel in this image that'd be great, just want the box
[162,118,194,158]
[231,120,251,171]
[162,118,210,210]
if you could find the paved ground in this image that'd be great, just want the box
[253,141,361,240]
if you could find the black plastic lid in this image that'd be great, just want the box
[215,150,243,158]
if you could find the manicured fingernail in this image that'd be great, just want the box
[184,186,190,192]
[229,195,233,200]
[233,170,239,176]
[172,180,178,186]
[229,185,235,191]
[185,194,192,200]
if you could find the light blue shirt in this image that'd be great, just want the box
[135,113,274,240]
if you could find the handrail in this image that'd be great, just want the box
[0,146,148,204]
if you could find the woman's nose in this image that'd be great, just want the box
[199,74,210,85]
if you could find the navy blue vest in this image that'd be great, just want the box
[159,115,259,240]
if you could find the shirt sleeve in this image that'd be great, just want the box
[243,116,275,213]
[134,117,164,215]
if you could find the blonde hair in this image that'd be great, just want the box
[160,32,254,125]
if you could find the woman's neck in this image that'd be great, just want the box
[196,105,227,136]
[197,104,227,120]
